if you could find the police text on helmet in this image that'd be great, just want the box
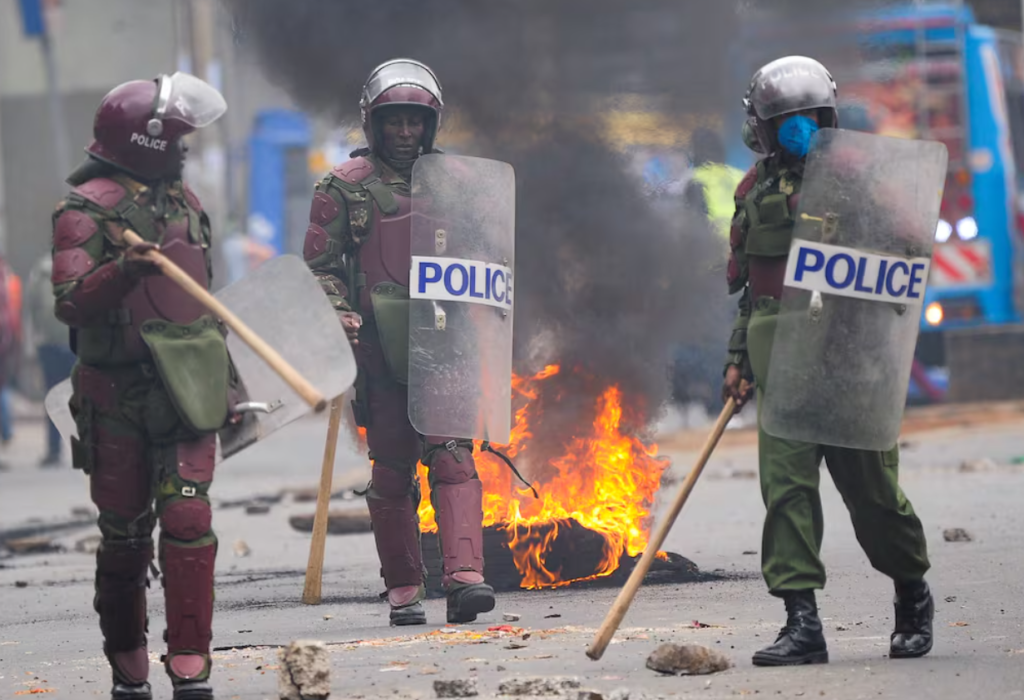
[130,132,168,151]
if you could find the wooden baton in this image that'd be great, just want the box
[302,396,345,604]
[586,396,740,660]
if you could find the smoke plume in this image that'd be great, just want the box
[224,0,894,459]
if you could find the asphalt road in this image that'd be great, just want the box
[1,408,1023,699]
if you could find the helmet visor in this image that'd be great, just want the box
[364,60,442,107]
[161,72,227,128]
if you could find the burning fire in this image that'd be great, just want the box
[416,365,669,589]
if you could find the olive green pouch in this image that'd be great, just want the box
[370,282,411,385]
[139,316,229,432]
[746,193,795,257]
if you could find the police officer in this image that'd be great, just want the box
[52,73,228,700]
[303,59,495,627]
[722,56,934,666]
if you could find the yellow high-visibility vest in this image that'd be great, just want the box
[692,163,744,240]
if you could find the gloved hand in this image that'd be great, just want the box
[121,241,161,277]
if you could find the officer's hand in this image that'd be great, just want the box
[122,242,161,277]
[722,365,753,412]
[339,311,362,346]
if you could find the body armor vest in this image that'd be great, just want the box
[73,178,211,365]
[743,157,803,301]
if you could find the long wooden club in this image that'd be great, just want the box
[586,395,742,660]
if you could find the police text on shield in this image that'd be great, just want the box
[410,256,513,311]
[784,241,931,304]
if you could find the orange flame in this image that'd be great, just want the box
[417,364,669,589]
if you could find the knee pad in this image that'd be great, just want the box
[161,499,212,542]
[426,440,477,485]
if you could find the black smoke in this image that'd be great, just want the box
[223,0,891,458]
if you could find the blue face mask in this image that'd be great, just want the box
[777,115,819,158]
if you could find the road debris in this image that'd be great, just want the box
[289,509,372,535]
[943,528,973,543]
[498,677,581,696]
[245,504,272,515]
[4,536,61,555]
[14,581,28,588]
[434,679,479,698]
[945,596,958,603]
[278,639,330,700]
[645,643,732,676]
[219,493,285,509]
[959,458,998,473]
[233,540,252,557]
[503,613,521,622]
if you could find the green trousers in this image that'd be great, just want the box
[747,300,930,594]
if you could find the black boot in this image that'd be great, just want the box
[890,579,934,659]
[446,582,496,624]
[172,681,214,700]
[390,601,427,626]
[752,590,829,666]
[111,682,152,700]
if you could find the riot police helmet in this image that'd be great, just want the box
[743,56,838,154]
[87,72,226,181]
[360,58,444,155]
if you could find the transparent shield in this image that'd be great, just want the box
[164,72,227,128]
[760,129,948,450]
[408,154,515,443]
[45,255,357,462]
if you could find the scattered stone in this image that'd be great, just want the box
[14,580,28,588]
[503,613,521,622]
[498,677,581,696]
[278,640,330,700]
[434,679,479,698]
[505,642,528,650]
[943,528,972,543]
[609,690,631,700]
[959,458,997,473]
[576,691,604,700]
[323,614,334,621]
[645,643,732,676]
[945,596,958,603]
[289,509,373,535]
[245,503,272,516]
[234,540,252,557]
[742,550,757,556]
[835,625,849,632]
[74,534,103,555]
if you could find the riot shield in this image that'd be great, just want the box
[760,129,947,450]
[45,255,357,460]
[407,154,515,443]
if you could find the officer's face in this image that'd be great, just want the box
[380,108,426,161]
